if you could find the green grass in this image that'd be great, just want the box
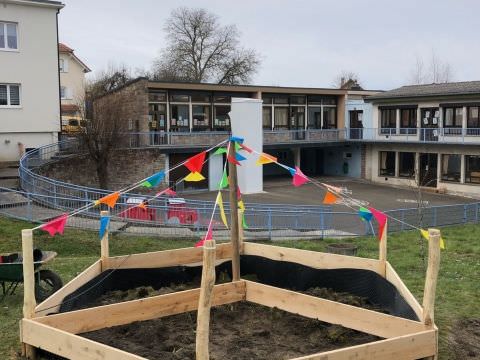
[1,216,478,359]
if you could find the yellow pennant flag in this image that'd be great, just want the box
[238,200,245,211]
[216,192,228,228]
[256,153,277,166]
[184,171,205,182]
[420,229,445,250]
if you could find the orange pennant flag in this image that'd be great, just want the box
[95,191,120,209]
[256,153,277,166]
[322,191,338,205]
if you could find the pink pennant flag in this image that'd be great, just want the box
[156,188,177,197]
[292,166,309,187]
[195,223,213,247]
[40,213,68,237]
[369,207,387,240]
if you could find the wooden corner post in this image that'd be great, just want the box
[379,220,388,277]
[21,229,37,359]
[196,239,216,360]
[100,210,110,269]
[422,228,441,328]
[228,141,241,281]
[238,209,244,253]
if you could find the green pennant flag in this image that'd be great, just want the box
[219,171,228,189]
[214,147,227,155]
[235,142,242,151]
[242,213,248,229]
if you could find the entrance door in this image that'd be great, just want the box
[290,107,305,139]
[349,110,364,139]
[420,108,439,141]
[149,104,167,145]
[419,153,438,187]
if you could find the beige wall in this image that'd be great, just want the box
[0,1,61,160]
[59,52,87,107]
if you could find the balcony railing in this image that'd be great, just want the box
[348,128,480,144]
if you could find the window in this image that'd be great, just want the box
[443,107,463,134]
[380,109,397,134]
[148,90,166,102]
[465,155,480,184]
[192,105,210,130]
[0,84,21,106]
[441,154,461,182]
[467,106,480,134]
[322,107,336,129]
[290,95,306,105]
[400,108,417,134]
[170,94,189,102]
[191,93,211,102]
[308,106,322,129]
[399,152,415,178]
[273,96,289,105]
[0,22,18,50]
[213,105,230,130]
[60,86,66,99]
[274,107,288,129]
[170,104,189,131]
[59,58,68,73]
[148,104,166,130]
[262,107,272,129]
[379,151,395,176]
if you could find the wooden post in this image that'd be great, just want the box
[100,210,110,270]
[21,229,36,359]
[196,239,216,360]
[422,228,441,328]
[238,209,244,253]
[379,220,388,277]
[227,141,241,281]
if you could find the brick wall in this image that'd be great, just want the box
[38,149,166,191]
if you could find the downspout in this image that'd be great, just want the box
[56,8,61,141]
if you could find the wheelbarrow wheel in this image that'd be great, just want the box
[35,269,63,302]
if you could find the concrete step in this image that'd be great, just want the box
[0,167,19,179]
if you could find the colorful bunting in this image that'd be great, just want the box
[242,213,248,229]
[227,155,241,166]
[235,152,247,161]
[234,142,242,151]
[237,186,241,200]
[219,172,229,189]
[238,200,245,212]
[322,191,338,205]
[138,202,147,210]
[141,171,165,188]
[156,188,177,197]
[99,215,110,239]
[358,207,373,222]
[239,143,253,153]
[95,191,120,209]
[420,229,446,250]
[195,223,213,247]
[322,183,343,194]
[286,166,296,176]
[292,166,309,187]
[40,213,68,237]
[185,151,206,173]
[216,192,228,229]
[185,172,205,182]
[256,153,277,166]
[214,147,227,155]
[230,136,244,144]
[369,207,387,240]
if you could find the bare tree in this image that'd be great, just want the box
[408,52,453,85]
[152,7,261,84]
[332,71,362,89]
[88,64,132,98]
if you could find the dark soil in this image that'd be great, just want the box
[448,318,480,359]
[82,286,381,360]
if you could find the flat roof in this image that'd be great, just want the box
[4,0,64,8]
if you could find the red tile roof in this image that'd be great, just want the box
[58,43,73,53]
[61,104,79,113]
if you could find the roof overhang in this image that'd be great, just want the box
[2,0,64,9]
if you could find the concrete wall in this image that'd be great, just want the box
[345,98,373,129]
[0,1,61,161]
[323,144,362,178]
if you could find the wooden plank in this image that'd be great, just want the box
[106,243,232,270]
[228,140,241,281]
[243,242,383,274]
[35,281,246,335]
[386,261,423,321]
[35,259,102,317]
[245,281,427,339]
[22,229,36,359]
[21,319,146,360]
[423,229,441,328]
[379,220,388,277]
[290,330,437,360]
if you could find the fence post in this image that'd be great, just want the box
[423,228,441,331]
[379,220,388,277]
[268,209,272,240]
[433,208,437,227]
[21,229,37,359]
[476,203,479,223]
[100,210,110,269]
[320,211,325,239]
[401,209,405,231]
[463,204,468,224]
[27,193,33,222]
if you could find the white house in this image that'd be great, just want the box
[0,0,64,161]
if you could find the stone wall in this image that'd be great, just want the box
[38,149,167,191]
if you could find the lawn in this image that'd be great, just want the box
[0,216,478,359]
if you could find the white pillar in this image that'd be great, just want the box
[460,154,466,183]
[293,147,301,168]
[208,151,224,191]
[230,98,263,193]
[396,109,401,132]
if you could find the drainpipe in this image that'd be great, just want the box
[56,9,62,141]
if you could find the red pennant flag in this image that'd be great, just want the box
[292,166,308,187]
[195,223,213,247]
[369,207,387,240]
[185,151,206,173]
[40,213,68,236]
[239,143,253,153]
[237,186,241,200]
[156,188,177,197]
[227,155,241,166]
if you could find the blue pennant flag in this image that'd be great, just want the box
[358,207,373,222]
[99,216,111,239]
[230,136,244,144]
[286,166,296,176]
[141,171,165,188]
[235,152,247,161]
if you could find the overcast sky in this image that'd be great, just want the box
[59,0,480,90]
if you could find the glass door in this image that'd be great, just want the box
[290,107,305,139]
[349,110,363,139]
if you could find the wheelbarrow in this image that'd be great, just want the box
[0,249,63,302]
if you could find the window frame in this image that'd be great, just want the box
[322,106,337,129]
[169,103,190,132]
[400,108,417,134]
[0,83,21,107]
[213,104,231,131]
[467,106,480,134]
[441,154,461,183]
[465,155,480,184]
[191,104,211,131]
[380,108,397,134]
[0,22,18,51]
[262,106,272,130]
[398,152,415,178]
[443,106,463,128]
[379,151,396,177]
